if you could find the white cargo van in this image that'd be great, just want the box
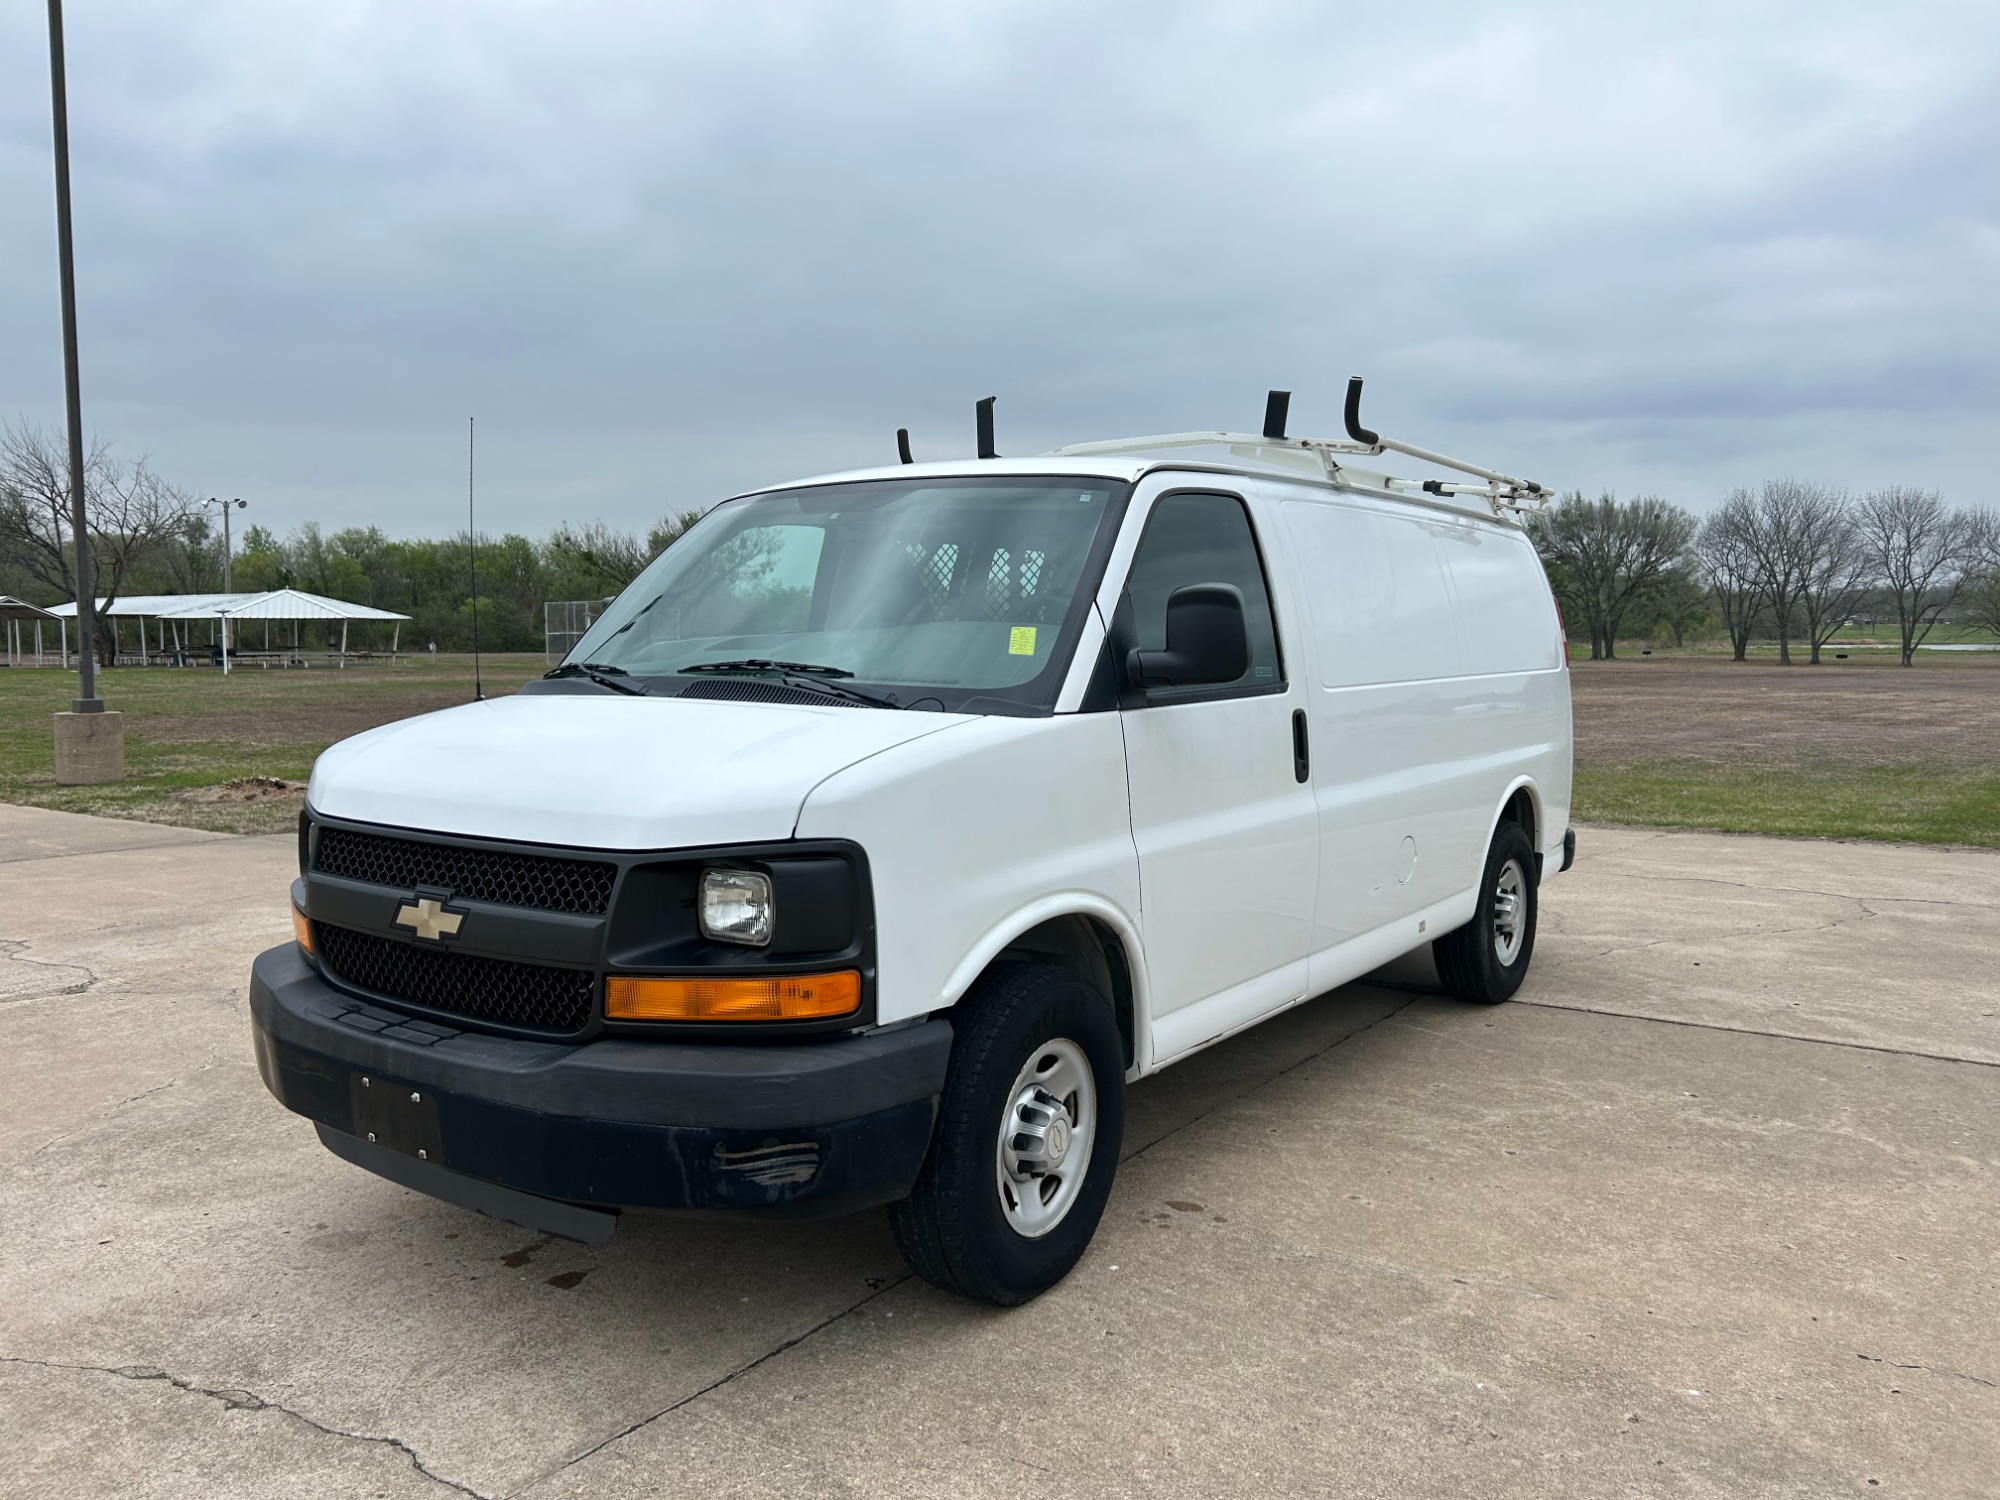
[251,383,1573,1304]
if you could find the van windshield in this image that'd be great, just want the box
[564,476,1128,712]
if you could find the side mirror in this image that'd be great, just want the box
[1127,583,1250,689]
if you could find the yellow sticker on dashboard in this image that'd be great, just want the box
[1008,626,1038,656]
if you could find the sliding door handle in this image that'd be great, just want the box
[1291,708,1310,783]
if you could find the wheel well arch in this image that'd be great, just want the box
[954,911,1139,1072]
[1493,779,1543,867]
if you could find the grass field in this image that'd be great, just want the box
[3,649,1997,845]
[1575,761,2000,845]
[1820,622,1999,646]
[0,656,547,834]
[1568,653,2000,846]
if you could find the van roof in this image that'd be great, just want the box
[751,448,1532,529]
[752,383,1546,526]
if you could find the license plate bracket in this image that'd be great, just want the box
[349,1072,443,1161]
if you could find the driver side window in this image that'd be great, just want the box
[1122,492,1284,701]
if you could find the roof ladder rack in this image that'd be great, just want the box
[1053,379,1551,515]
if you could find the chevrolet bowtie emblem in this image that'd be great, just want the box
[394,896,464,943]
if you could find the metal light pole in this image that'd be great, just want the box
[204,495,246,592]
[202,495,246,659]
[46,0,96,711]
[46,0,123,783]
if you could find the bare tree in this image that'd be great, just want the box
[1787,486,1872,664]
[1852,487,1972,666]
[1739,479,1840,665]
[159,513,226,593]
[1967,506,1999,574]
[0,419,202,659]
[1528,490,1697,660]
[1963,569,2000,642]
[1961,507,2000,641]
[1695,490,1764,662]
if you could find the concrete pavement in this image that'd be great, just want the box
[1,805,1994,1498]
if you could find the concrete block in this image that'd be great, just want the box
[52,710,126,785]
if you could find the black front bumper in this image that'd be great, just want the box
[250,944,951,1230]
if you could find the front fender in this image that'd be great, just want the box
[935,891,1153,1079]
[794,712,1142,1038]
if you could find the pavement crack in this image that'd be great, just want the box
[115,1076,184,1109]
[1512,1000,2000,1069]
[1581,907,1882,959]
[1587,936,1679,959]
[0,1355,492,1496]
[523,1275,913,1492]
[0,938,100,1006]
[0,835,234,865]
[8,1047,223,1170]
[1586,869,2000,912]
[1856,1352,1999,1389]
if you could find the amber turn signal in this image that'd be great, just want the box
[291,903,313,956]
[605,971,860,1022]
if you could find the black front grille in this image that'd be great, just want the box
[314,828,617,916]
[315,924,596,1034]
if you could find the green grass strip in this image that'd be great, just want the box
[1576,761,2000,847]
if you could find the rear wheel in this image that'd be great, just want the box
[1433,821,1539,1004]
[887,962,1125,1305]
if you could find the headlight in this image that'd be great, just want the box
[700,868,773,946]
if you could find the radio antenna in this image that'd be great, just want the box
[468,416,484,702]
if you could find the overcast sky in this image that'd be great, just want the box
[2,1,1996,539]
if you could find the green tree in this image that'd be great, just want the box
[1527,491,1697,660]
[1626,566,1711,648]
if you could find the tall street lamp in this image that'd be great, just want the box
[203,495,247,592]
[45,0,123,784]
[202,496,247,661]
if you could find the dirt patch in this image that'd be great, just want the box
[132,686,513,749]
[175,777,309,805]
[1571,659,2000,770]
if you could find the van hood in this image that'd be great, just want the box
[307,692,971,850]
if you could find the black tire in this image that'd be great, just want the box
[887,962,1125,1305]
[1433,821,1539,1005]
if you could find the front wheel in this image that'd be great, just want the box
[887,962,1125,1305]
[1433,821,1539,1004]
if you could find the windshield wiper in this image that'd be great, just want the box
[679,658,905,710]
[543,661,649,696]
[682,658,855,678]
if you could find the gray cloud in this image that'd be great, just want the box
[2,0,1995,537]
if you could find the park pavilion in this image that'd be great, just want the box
[46,589,410,670]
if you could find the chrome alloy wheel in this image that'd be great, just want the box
[1492,856,1527,966]
[995,1038,1097,1239]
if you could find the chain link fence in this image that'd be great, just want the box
[543,600,608,665]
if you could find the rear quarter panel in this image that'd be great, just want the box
[1429,515,1572,874]
[1262,479,1571,975]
